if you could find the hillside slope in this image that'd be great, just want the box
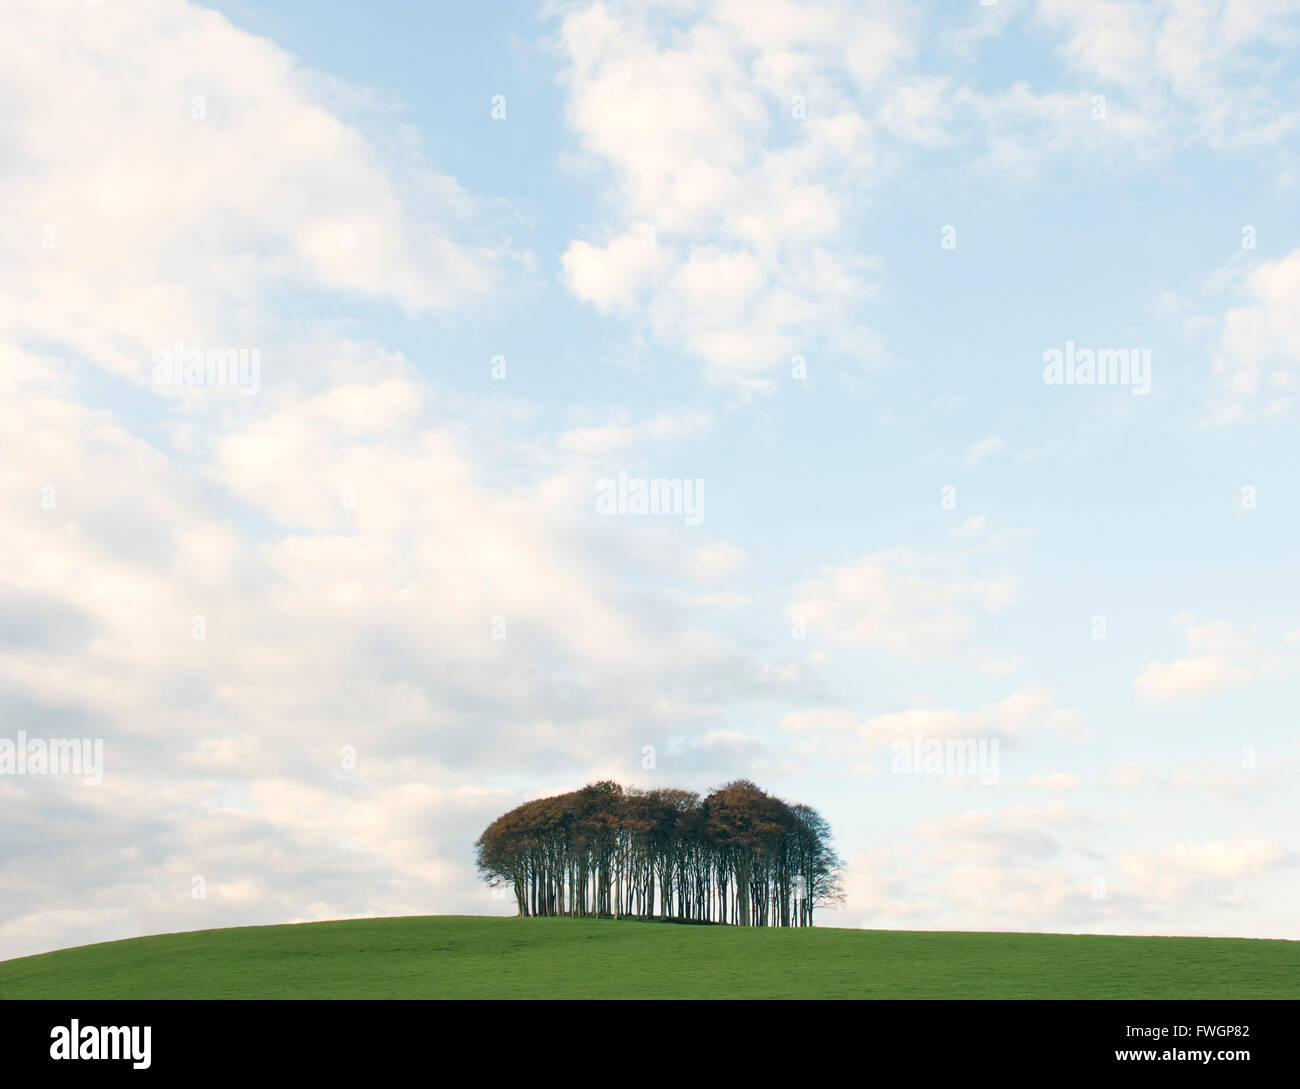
[1,915,1294,999]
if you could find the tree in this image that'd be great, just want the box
[475,780,843,926]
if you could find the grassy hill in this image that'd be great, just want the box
[1,915,1295,999]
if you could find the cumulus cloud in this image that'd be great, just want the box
[1119,838,1289,902]
[781,709,857,733]
[859,684,1058,749]
[556,408,711,454]
[0,0,511,392]
[0,0,779,961]
[1023,772,1081,792]
[785,549,1017,661]
[555,0,1300,383]
[555,0,898,386]
[0,354,788,957]
[1034,0,1300,151]
[1134,616,1261,702]
[1205,250,1300,421]
[1135,657,1249,702]
[835,805,1292,936]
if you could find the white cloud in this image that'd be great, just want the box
[914,802,1082,863]
[1135,657,1249,702]
[1134,616,1260,702]
[1023,772,1081,792]
[780,709,855,734]
[555,0,895,386]
[1207,250,1300,421]
[560,231,672,314]
[786,549,1017,660]
[0,355,794,957]
[0,0,508,388]
[834,803,1293,936]
[0,0,787,961]
[859,684,1057,749]
[556,0,1300,384]
[964,436,1003,468]
[1119,837,1288,902]
[683,542,749,581]
[1034,0,1300,151]
[556,408,710,454]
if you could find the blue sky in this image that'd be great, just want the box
[1,0,1299,957]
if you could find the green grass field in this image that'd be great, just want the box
[0,915,1294,999]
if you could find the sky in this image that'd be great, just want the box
[1,0,1299,960]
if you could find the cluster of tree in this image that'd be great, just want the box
[475,779,844,926]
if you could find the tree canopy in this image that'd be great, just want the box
[475,779,843,926]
